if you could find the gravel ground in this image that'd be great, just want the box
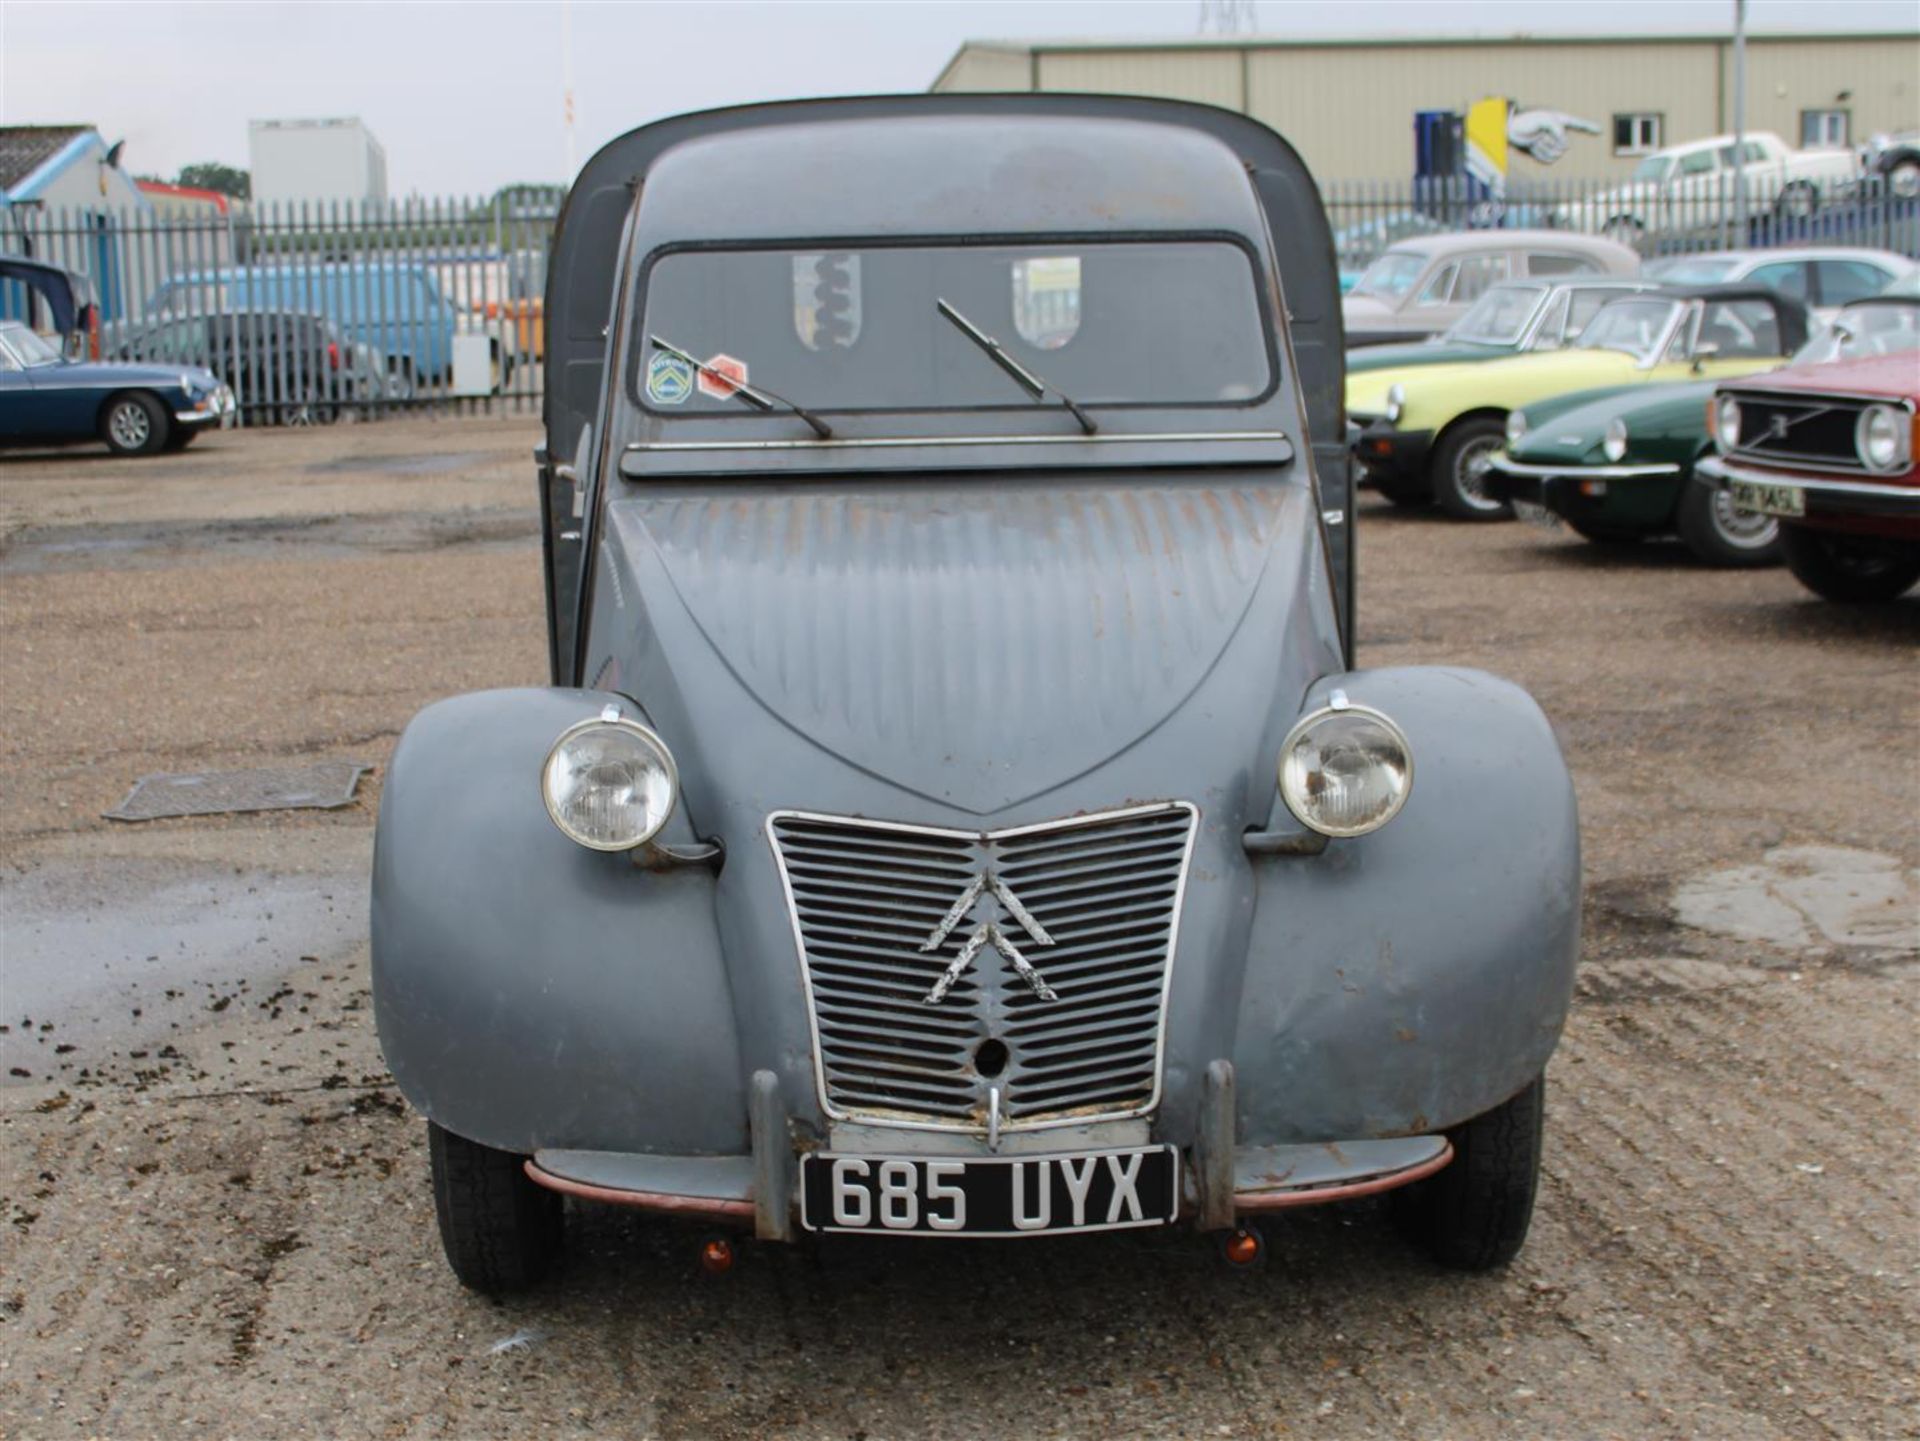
[1,417,1915,1440]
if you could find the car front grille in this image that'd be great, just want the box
[1725,390,1874,474]
[768,803,1197,1132]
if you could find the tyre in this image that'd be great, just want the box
[1566,518,1644,546]
[386,360,417,403]
[1779,525,1920,603]
[1774,181,1818,220]
[1676,479,1780,567]
[1392,1074,1544,1272]
[1888,157,1920,201]
[428,1121,563,1294]
[1430,418,1513,521]
[100,392,169,456]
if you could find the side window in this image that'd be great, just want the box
[1746,261,1811,303]
[1450,254,1510,304]
[1010,255,1081,351]
[1699,300,1782,358]
[1415,263,1457,306]
[1564,289,1619,340]
[1678,149,1719,177]
[1528,290,1571,349]
[1815,259,1892,307]
[1527,252,1601,278]
[791,253,864,351]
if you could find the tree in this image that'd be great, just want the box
[174,163,251,200]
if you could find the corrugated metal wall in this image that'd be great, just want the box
[939,36,1920,184]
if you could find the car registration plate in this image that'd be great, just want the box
[799,1145,1179,1236]
[1729,479,1806,518]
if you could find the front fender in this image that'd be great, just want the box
[371,687,746,1156]
[1233,666,1580,1142]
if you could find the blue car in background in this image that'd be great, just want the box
[148,262,461,395]
[0,319,234,455]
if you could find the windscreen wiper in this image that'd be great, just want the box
[647,335,832,439]
[935,299,1097,435]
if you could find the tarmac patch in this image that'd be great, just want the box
[1673,844,1919,956]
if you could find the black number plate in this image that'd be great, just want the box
[799,1145,1179,1236]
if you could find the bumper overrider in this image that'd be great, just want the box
[1696,454,1920,523]
[1483,452,1681,513]
[1350,414,1433,485]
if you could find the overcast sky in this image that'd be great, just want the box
[4,0,1916,195]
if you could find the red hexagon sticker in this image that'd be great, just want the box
[697,353,748,399]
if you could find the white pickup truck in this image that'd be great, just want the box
[1555,132,1859,240]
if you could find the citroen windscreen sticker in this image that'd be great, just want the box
[646,351,694,405]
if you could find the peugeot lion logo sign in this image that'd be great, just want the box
[919,872,1059,1004]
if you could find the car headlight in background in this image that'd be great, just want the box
[1505,410,1529,449]
[1713,395,1741,452]
[1277,694,1413,838]
[1855,403,1911,473]
[1384,384,1406,424]
[542,707,678,851]
[1602,416,1629,463]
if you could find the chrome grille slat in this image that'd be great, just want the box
[770,803,1196,1131]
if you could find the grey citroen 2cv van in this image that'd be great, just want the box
[371,96,1581,1294]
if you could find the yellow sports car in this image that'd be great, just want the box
[1350,285,1810,519]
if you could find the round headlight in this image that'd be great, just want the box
[1602,416,1629,463]
[1856,403,1909,473]
[1278,700,1414,838]
[1505,410,1529,450]
[541,711,678,851]
[1714,396,1741,452]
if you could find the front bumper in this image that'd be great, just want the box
[1484,453,1681,518]
[1350,419,1434,485]
[520,1064,1453,1240]
[176,386,237,428]
[1697,454,1920,523]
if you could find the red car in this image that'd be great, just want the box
[1697,295,1920,602]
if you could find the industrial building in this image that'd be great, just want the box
[248,117,388,207]
[932,32,1920,185]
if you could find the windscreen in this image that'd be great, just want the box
[1577,298,1681,362]
[631,239,1272,413]
[1793,301,1920,364]
[1352,251,1425,300]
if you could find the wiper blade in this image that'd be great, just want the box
[935,299,1097,435]
[648,335,832,439]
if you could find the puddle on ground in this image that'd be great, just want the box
[0,858,367,1080]
[1673,844,1919,955]
[307,450,496,476]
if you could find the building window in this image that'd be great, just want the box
[1613,113,1663,156]
[1801,109,1850,148]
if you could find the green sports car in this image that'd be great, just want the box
[1484,290,1920,565]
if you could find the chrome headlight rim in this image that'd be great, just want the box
[1602,415,1629,463]
[540,709,680,852]
[1855,403,1910,474]
[1384,383,1406,425]
[1276,698,1415,840]
[1714,395,1741,453]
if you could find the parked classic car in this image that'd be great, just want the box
[371,96,1581,1294]
[1351,285,1810,518]
[1486,289,1920,563]
[110,308,381,424]
[1553,131,1858,240]
[1347,278,1656,374]
[1342,231,1639,347]
[1697,311,1920,602]
[0,319,234,454]
[1644,247,1916,323]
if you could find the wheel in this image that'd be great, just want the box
[1774,181,1818,220]
[1566,518,1644,546]
[1392,1074,1544,1271]
[428,1121,563,1294]
[1888,157,1920,201]
[1779,526,1920,603]
[1601,216,1643,246]
[1430,419,1513,521]
[1676,480,1780,567]
[386,360,417,403]
[100,392,169,456]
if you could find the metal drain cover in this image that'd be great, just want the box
[105,761,370,822]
